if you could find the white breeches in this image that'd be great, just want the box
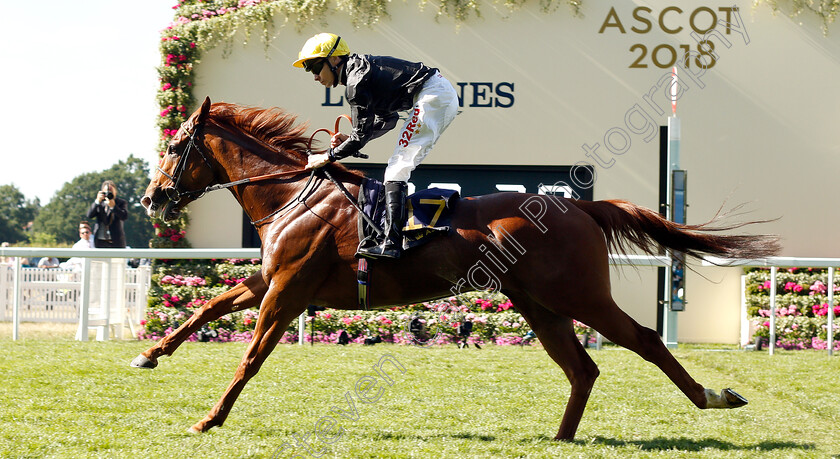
[384,72,459,183]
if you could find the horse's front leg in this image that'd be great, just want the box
[189,281,306,433]
[130,271,268,369]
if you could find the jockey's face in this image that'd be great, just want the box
[312,57,339,87]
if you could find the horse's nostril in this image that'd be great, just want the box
[141,195,152,209]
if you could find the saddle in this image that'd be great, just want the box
[356,178,458,255]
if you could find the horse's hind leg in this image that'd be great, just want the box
[509,294,599,441]
[130,272,268,369]
[572,294,746,411]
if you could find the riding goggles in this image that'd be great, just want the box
[303,58,326,75]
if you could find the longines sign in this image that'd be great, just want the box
[322,81,516,108]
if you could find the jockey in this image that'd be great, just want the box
[295,33,459,259]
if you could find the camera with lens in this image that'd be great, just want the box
[104,192,114,200]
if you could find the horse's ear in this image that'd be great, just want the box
[197,96,211,125]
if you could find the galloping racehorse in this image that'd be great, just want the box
[136,97,780,440]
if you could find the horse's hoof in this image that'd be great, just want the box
[722,388,748,408]
[130,354,158,369]
[705,388,748,408]
[187,426,202,434]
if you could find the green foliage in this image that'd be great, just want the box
[0,184,40,244]
[32,155,155,248]
[26,232,60,248]
[756,0,839,34]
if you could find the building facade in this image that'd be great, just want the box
[179,0,840,343]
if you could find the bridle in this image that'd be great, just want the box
[156,126,213,204]
[155,123,311,225]
[155,114,381,233]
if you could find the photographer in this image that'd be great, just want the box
[86,180,128,248]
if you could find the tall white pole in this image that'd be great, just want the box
[769,266,777,355]
[664,68,680,349]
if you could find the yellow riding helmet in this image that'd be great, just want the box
[292,33,350,68]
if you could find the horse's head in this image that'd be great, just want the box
[142,97,215,221]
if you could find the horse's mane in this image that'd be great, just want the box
[207,103,363,178]
[209,103,310,161]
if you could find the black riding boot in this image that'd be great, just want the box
[361,181,407,259]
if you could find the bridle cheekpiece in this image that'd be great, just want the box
[156,125,214,206]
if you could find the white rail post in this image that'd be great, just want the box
[97,259,112,341]
[75,258,92,341]
[769,266,777,356]
[298,313,305,345]
[740,275,749,348]
[12,257,22,341]
[828,267,834,357]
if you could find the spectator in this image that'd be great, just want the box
[1,242,13,264]
[74,222,95,249]
[87,180,128,248]
[61,223,96,270]
[37,255,60,268]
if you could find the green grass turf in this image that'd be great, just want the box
[0,334,838,458]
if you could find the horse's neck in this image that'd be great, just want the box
[207,126,366,228]
[209,131,309,221]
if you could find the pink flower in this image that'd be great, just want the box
[810,281,827,295]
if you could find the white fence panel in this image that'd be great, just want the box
[0,262,151,338]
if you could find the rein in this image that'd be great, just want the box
[307,116,384,237]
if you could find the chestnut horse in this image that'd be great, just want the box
[136,97,779,440]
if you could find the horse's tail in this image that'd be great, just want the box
[569,199,781,260]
